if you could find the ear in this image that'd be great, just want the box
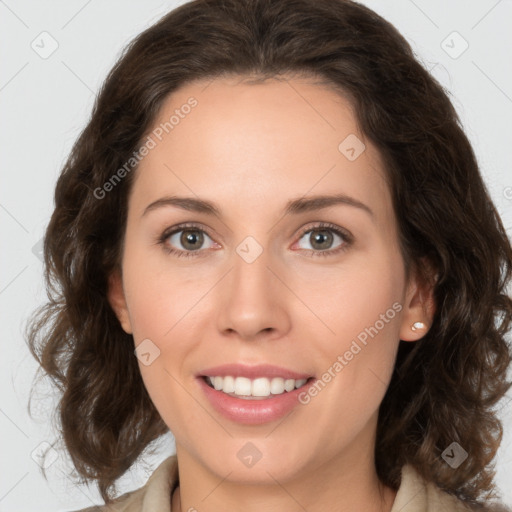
[107,268,133,334]
[399,258,437,342]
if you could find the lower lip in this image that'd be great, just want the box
[197,377,312,425]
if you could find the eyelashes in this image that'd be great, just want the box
[157,223,218,258]
[156,221,353,259]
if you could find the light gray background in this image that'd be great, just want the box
[1,1,511,510]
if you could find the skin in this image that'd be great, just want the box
[108,75,435,512]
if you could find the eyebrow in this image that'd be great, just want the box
[142,193,374,219]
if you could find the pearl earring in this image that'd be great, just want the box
[411,321,426,331]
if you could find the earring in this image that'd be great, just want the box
[411,321,426,331]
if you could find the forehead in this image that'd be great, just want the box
[130,75,392,226]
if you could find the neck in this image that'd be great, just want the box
[171,441,396,512]
[171,472,396,512]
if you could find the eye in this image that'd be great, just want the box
[158,223,218,258]
[293,223,352,257]
[157,222,352,258]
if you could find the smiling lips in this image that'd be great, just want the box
[197,363,315,424]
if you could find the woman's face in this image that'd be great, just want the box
[109,75,427,485]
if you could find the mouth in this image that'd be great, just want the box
[196,363,316,423]
[201,375,313,400]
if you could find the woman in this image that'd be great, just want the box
[26,0,512,511]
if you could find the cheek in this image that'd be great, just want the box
[121,243,203,341]
[309,250,403,339]
[300,265,403,443]
[305,249,405,397]
[122,248,211,399]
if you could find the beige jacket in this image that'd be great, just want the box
[70,455,511,512]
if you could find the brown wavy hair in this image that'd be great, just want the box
[25,0,512,508]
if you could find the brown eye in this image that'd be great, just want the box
[308,229,334,250]
[178,229,205,251]
[296,226,347,254]
[161,225,217,257]
[297,224,353,256]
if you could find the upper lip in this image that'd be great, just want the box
[198,364,312,380]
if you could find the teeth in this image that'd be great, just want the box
[234,376,252,396]
[252,377,270,397]
[206,376,308,397]
[223,375,235,393]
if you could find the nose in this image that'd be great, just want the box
[215,244,291,342]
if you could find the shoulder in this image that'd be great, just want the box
[66,455,179,512]
[392,464,512,512]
